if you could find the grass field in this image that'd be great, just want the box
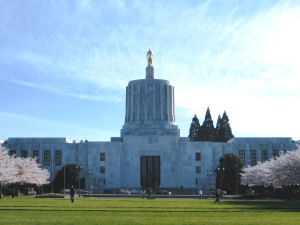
[0,197,300,225]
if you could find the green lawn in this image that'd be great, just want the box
[0,197,300,224]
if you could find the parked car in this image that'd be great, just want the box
[59,189,70,194]
[76,189,89,194]
[120,188,142,194]
[157,190,169,195]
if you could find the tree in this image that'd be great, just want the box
[12,157,50,186]
[216,153,243,194]
[215,111,234,142]
[242,146,300,187]
[52,164,84,192]
[199,107,215,141]
[189,115,201,141]
[214,115,221,142]
[0,146,49,198]
[0,147,14,198]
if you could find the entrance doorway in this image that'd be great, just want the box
[140,156,160,188]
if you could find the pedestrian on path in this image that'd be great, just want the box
[148,188,152,199]
[199,190,203,199]
[70,185,76,203]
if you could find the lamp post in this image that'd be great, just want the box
[236,162,239,195]
[76,164,84,197]
[217,167,225,190]
[51,157,54,194]
[88,169,94,197]
[63,165,65,194]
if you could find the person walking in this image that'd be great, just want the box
[215,189,220,202]
[148,188,152,199]
[70,185,76,203]
[199,190,203,199]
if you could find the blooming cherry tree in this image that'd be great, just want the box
[12,156,50,186]
[0,146,16,184]
[242,145,300,187]
[0,146,50,198]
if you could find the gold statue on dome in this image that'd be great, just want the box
[147,49,153,67]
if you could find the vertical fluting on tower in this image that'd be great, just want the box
[121,50,179,136]
[124,81,175,123]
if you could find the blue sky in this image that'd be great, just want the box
[0,0,299,141]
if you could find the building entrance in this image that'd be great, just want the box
[140,156,160,188]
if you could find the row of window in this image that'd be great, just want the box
[239,149,282,166]
[100,152,105,174]
[100,166,105,174]
[43,150,62,166]
[100,152,105,161]
[195,153,202,176]
[196,166,201,173]
[10,150,107,172]
[196,152,201,161]
[9,149,62,166]
[11,148,287,173]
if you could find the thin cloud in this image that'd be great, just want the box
[0,111,117,141]
[0,0,299,140]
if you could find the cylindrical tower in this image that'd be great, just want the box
[121,50,179,136]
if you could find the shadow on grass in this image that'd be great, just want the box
[1,208,300,213]
[1,199,300,213]
[2,208,299,213]
[220,200,300,211]
[1,205,300,213]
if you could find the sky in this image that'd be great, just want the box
[0,0,300,141]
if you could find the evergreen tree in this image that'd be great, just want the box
[52,164,84,192]
[216,153,243,194]
[197,126,205,141]
[216,111,234,142]
[214,115,222,142]
[188,115,201,141]
[199,107,216,141]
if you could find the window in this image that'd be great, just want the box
[239,150,245,166]
[100,166,105,174]
[273,149,279,158]
[250,150,256,166]
[262,150,268,162]
[55,150,62,166]
[195,166,201,174]
[43,150,51,166]
[9,150,16,156]
[21,150,28,158]
[195,152,201,161]
[32,150,40,163]
[104,178,106,185]
[195,178,198,185]
[100,152,105,161]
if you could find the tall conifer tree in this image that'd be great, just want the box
[214,114,222,142]
[216,111,234,142]
[216,153,243,194]
[188,115,201,141]
[200,107,216,141]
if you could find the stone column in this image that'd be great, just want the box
[172,86,175,122]
[145,83,148,120]
[126,87,129,121]
[160,84,164,121]
[137,84,141,121]
[166,85,170,121]
[153,83,156,120]
[130,85,134,121]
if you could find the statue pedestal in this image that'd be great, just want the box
[146,66,154,79]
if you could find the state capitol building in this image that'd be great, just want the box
[2,50,297,194]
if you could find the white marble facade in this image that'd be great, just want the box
[4,61,297,194]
